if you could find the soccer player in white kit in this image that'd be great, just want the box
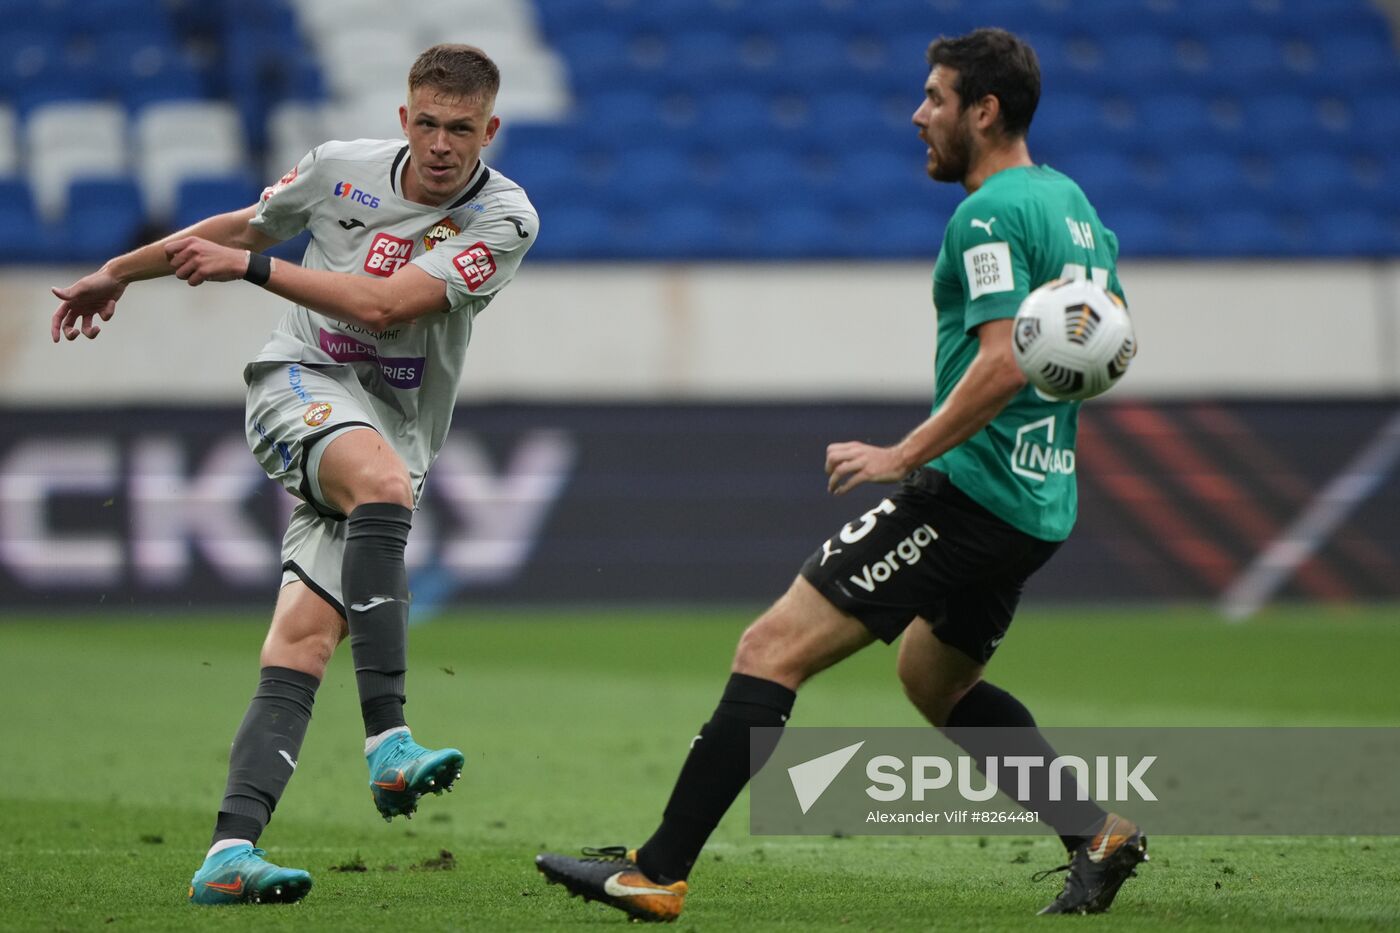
[50,44,538,905]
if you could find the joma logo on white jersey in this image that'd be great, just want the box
[1012,416,1075,482]
[849,524,939,593]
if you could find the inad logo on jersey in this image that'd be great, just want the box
[452,242,496,291]
[423,217,460,251]
[365,233,413,277]
[333,181,381,208]
[261,164,298,202]
[1011,416,1075,481]
[303,402,333,427]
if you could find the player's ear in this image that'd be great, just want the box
[973,94,1001,133]
[482,114,501,147]
[399,104,410,138]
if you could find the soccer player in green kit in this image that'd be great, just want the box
[536,28,1145,921]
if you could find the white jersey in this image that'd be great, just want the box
[248,138,537,488]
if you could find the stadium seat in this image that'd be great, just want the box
[317,28,418,98]
[25,102,129,221]
[135,101,248,220]
[171,175,262,232]
[66,177,147,262]
[0,178,50,262]
[1099,208,1177,257]
[1313,210,1400,258]
[264,100,327,184]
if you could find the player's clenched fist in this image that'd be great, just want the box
[164,236,248,286]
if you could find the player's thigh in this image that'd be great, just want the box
[733,575,877,690]
[896,617,985,726]
[245,361,390,518]
[261,579,349,677]
[315,426,413,514]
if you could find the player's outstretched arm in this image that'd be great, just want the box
[163,236,451,329]
[825,318,1025,495]
[51,205,279,343]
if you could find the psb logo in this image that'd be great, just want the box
[334,181,381,208]
[422,216,460,252]
[364,233,413,277]
[452,242,496,291]
[1011,416,1075,482]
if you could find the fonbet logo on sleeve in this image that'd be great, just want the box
[452,242,497,292]
[364,233,414,277]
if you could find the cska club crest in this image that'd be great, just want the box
[422,217,460,252]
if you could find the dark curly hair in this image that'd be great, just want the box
[927,28,1040,138]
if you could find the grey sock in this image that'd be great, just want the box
[212,666,319,845]
[343,502,413,737]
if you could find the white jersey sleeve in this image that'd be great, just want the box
[410,203,538,313]
[251,147,322,242]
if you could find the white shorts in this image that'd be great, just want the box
[244,360,383,613]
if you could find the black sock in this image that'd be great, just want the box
[944,681,1106,853]
[636,673,796,883]
[211,666,319,846]
[343,502,413,737]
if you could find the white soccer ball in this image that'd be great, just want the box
[1011,278,1136,401]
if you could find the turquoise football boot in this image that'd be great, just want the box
[367,730,464,821]
[188,844,312,905]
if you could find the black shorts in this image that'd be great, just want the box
[799,468,1061,663]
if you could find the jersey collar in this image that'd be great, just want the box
[390,145,492,209]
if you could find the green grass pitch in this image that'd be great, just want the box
[4,605,1400,931]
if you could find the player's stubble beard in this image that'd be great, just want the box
[926,115,973,184]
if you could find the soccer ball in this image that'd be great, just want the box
[1011,278,1135,401]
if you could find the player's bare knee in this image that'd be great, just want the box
[346,465,414,511]
[732,611,810,690]
[261,627,336,677]
[899,664,976,728]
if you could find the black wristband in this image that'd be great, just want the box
[243,251,272,286]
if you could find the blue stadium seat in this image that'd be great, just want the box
[1049,153,1142,208]
[756,205,847,259]
[1313,210,1400,258]
[866,203,956,259]
[609,147,696,209]
[0,178,51,262]
[172,175,261,232]
[1099,209,1177,257]
[526,205,619,260]
[1310,33,1400,84]
[717,148,820,212]
[630,203,731,259]
[1153,153,1262,212]
[66,178,146,262]
[1191,209,1298,257]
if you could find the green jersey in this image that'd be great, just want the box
[929,165,1123,542]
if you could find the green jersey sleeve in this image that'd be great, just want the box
[946,196,1032,333]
